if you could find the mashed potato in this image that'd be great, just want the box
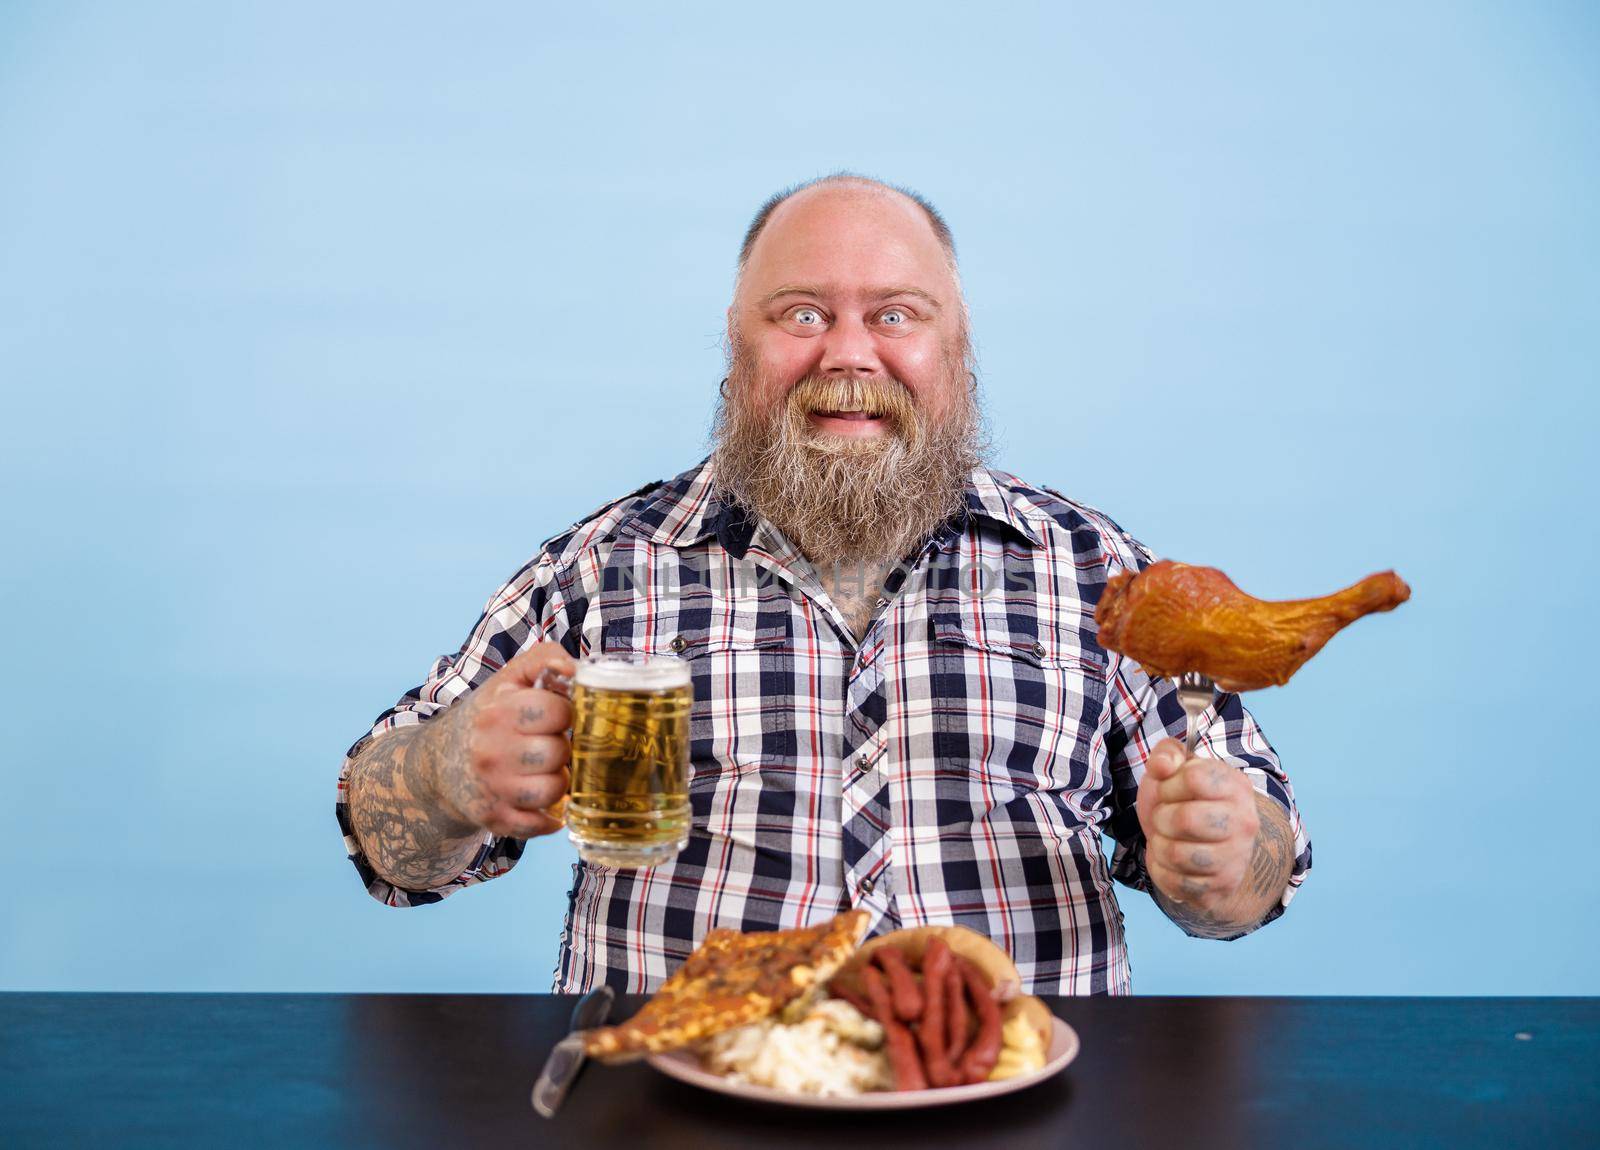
[701,998,893,1097]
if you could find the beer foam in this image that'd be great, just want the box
[574,653,691,691]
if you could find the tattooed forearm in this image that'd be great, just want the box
[345,708,486,891]
[1151,791,1297,940]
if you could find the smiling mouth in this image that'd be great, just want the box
[811,408,885,422]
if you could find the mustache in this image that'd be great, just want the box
[786,376,918,424]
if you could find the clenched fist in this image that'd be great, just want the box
[1136,737,1261,914]
[429,642,577,840]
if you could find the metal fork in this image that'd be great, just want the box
[1175,671,1218,755]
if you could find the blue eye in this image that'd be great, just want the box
[880,309,907,326]
[793,307,824,325]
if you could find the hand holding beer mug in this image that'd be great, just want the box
[425,643,577,842]
[428,643,689,867]
[536,651,693,868]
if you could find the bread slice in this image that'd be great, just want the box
[582,909,872,1062]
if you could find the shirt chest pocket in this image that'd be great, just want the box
[599,589,794,774]
[927,612,1107,794]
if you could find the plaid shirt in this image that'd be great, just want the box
[336,459,1311,994]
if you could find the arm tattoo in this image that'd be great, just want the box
[1244,798,1297,902]
[345,707,487,891]
[1151,791,1297,940]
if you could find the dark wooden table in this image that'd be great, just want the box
[2,994,1595,1148]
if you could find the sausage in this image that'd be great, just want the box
[944,961,969,1064]
[882,1014,929,1091]
[863,964,928,1091]
[860,963,895,1024]
[874,946,924,1022]
[915,938,958,1087]
[954,955,1003,1084]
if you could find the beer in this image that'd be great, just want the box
[566,653,693,868]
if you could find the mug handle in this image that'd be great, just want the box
[532,665,574,697]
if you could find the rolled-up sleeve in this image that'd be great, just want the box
[335,548,573,907]
[1094,537,1313,938]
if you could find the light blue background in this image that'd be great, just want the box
[2,1,1595,994]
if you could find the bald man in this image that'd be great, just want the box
[336,174,1311,994]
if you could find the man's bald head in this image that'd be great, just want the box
[736,172,959,282]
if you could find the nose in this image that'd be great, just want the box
[817,314,883,377]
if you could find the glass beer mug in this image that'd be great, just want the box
[539,652,693,868]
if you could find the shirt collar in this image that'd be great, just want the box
[957,465,1045,548]
[619,457,1042,557]
[616,458,755,555]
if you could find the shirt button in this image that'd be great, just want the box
[1031,640,1047,658]
[859,876,876,895]
[668,634,688,653]
[856,752,872,771]
[875,597,888,610]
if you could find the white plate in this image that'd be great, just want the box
[645,1017,1079,1111]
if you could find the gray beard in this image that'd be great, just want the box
[708,373,987,570]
